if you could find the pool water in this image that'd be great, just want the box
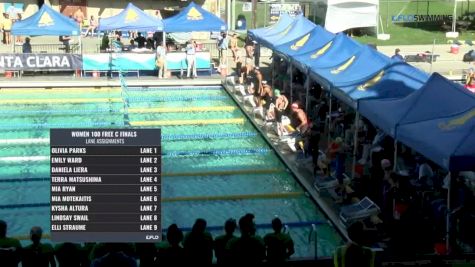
[0,85,343,258]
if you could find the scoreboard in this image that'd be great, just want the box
[50,129,161,242]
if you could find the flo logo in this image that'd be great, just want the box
[392,14,453,23]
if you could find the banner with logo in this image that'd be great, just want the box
[82,53,156,71]
[269,3,302,25]
[0,54,82,70]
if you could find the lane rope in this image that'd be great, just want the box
[128,106,236,113]
[0,191,304,209]
[0,98,122,104]
[0,132,258,146]
[130,118,245,126]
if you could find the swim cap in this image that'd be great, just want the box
[274,89,281,96]
[291,103,299,109]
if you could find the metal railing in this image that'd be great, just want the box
[13,43,81,54]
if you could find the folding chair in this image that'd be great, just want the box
[339,197,380,225]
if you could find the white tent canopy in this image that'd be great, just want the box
[324,0,378,33]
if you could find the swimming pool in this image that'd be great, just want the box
[0,85,343,258]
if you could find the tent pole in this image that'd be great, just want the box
[271,53,275,89]
[351,112,359,179]
[289,64,293,103]
[446,172,452,254]
[393,139,398,172]
[327,90,332,143]
[305,73,310,112]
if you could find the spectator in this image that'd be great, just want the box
[391,48,404,61]
[2,13,12,45]
[333,221,375,267]
[156,41,166,78]
[22,226,56,267]
[227,214,265,266]
[230,33,240,62]
[135,243,156,267]
[214,218,237,266]
[90,243,137,267]
[0,220,22,267]
[156,224,185,267]
[135,32,146,49]
[60,35,72,53]
[129,39,137,50]
[263,217,295,265]
[183,218,214,267]
[54,242,82,267]
[22,37,32,53]
[15,14,22,44]
[73,8,85,26]
[84,15,97,37]
[217,31,229,64]
[186,40,197,78]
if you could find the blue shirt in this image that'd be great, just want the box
[391,54,404,61]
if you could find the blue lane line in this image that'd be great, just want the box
[127,86,222,91]
[127,95,228,102]
[162,132,257,141]
[0,108,122,116]
[0,121,124,130]
[163,148,271,157]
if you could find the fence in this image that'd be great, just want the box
[13,43,81,54]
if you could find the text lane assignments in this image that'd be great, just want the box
[50,129,161,242]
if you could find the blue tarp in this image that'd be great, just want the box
[273,25,335,59]
[12,4,79,36]
[312,46,391,90]
[163,2,227,32]
[257,15,316,49]
[336,60,429,110]
[291,33,361,75]
[248,13,294,41]
[360,73,475,171]
[98,3,163,32]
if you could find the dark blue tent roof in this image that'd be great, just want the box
[321,46,391,88]
[98,3,163,32]
[337,60,429,110]
[12,4,79,36]
[258,15,316,49]
[273,25,335,59]
[248,13,294,41]
[163,2,227,32]
[360,73,475,171]
[292,33,362,73]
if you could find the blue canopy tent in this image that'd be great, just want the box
[257,15,316,49]
[357,62,430,134]
[342,60,428,110]
[359,73,475,171]
[292,33,362,73]
[273,25,335,60]
[12,4,79,36]
[98,3,163,32]
[248,12,294,42]
[309,45,390,90]
[162,2,227,32]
